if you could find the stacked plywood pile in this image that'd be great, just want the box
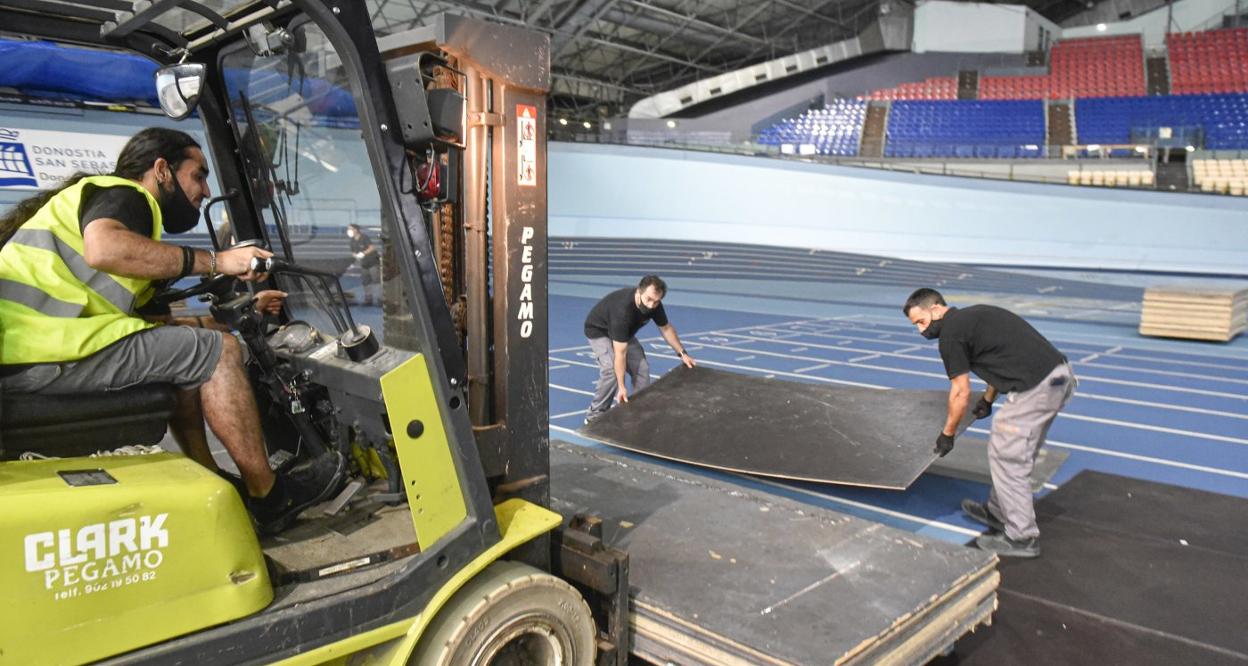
[1139,285,1248,342]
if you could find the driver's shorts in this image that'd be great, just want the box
[1,325,225,394]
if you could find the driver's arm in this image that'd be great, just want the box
[141,289,286,330]
[83,219,270,281]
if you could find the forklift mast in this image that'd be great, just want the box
[378,13,553,533]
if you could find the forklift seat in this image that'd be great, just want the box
[0,384,176,460]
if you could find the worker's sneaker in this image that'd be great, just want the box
[250,451,347,536]
[975,532,1040,558]
[961,499,1006,532]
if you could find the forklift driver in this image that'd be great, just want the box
[0,127,344,535]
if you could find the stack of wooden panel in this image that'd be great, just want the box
[1139,286,1248,342]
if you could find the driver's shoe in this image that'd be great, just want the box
[251,451,347,536]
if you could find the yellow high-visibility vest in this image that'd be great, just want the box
[0,175,164,365]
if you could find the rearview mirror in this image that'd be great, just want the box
[155,63,205,119]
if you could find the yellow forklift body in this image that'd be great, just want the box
[379,353,467,548]
[0,453,272,664]
[271,499,563,666]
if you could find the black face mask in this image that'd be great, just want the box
[159,171,201,234]
[921,317,944,340]
[636,302,653,316]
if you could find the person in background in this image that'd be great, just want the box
[347,223,380,306]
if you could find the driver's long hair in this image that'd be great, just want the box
[0,127,200,246]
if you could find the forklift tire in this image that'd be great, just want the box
[409,560,597,666]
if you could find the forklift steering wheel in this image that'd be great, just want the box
[153,272,237,305]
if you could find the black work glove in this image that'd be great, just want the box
[971,397,993,420]
[934,432,956,457]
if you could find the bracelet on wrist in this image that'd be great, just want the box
[177,246,194,279]
[208,249,217,275]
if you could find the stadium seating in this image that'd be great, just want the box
[756,98,867,156]
[1048,35,1145,98]
[868,77,957,101]
[1067,169,1154,188]
[884,99,1045,158]
[1076,93,1248,149]
[1167,28,1248,95]
[1192,158,1248,194]
[979,35,1144,100]
[979,74,1050,101]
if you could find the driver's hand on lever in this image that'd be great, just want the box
[217,245,273,282]
[253,290,288,316]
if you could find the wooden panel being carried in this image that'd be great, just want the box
[1139,285,1248,342]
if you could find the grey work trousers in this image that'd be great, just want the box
[986,362,1077,540]
[586,336,650,418]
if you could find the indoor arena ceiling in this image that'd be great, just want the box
[367,0,886,117]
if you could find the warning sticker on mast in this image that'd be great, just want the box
[517,104,537,187]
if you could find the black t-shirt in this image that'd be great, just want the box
[77,186,169,315]
[350,231,380,268]
[584,287,669,342]
[79,185,154,237]
[937,305,1066,393]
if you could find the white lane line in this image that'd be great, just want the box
[735,355,757,361]
[1085,393,1248,421]
[1056,413,1248,446]
[965,427,1248,480]
[719,331,1248,401]
[849,354,881,363]
[554,347,1248,426]
[1074,360,1248,387]
[549,364,570,370]
[850,313,1248,363]
[550,383,594,396]
[753,320,1248,377]
[552,409,587,419]
[549,314,830,354]
[552,353,887,390]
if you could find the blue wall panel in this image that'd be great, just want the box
[550,142,1248,275]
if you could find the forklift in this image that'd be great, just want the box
[0,2,628,664]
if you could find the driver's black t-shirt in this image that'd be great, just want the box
[77,186,169,316]
[79,185,154,237]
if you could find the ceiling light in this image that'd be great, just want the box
[559,118,568,126]
[1095,23,1107,32]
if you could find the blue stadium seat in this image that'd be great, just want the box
[884,99,1046,158]
[1075,93,1248,149]
[757,99,868,156]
